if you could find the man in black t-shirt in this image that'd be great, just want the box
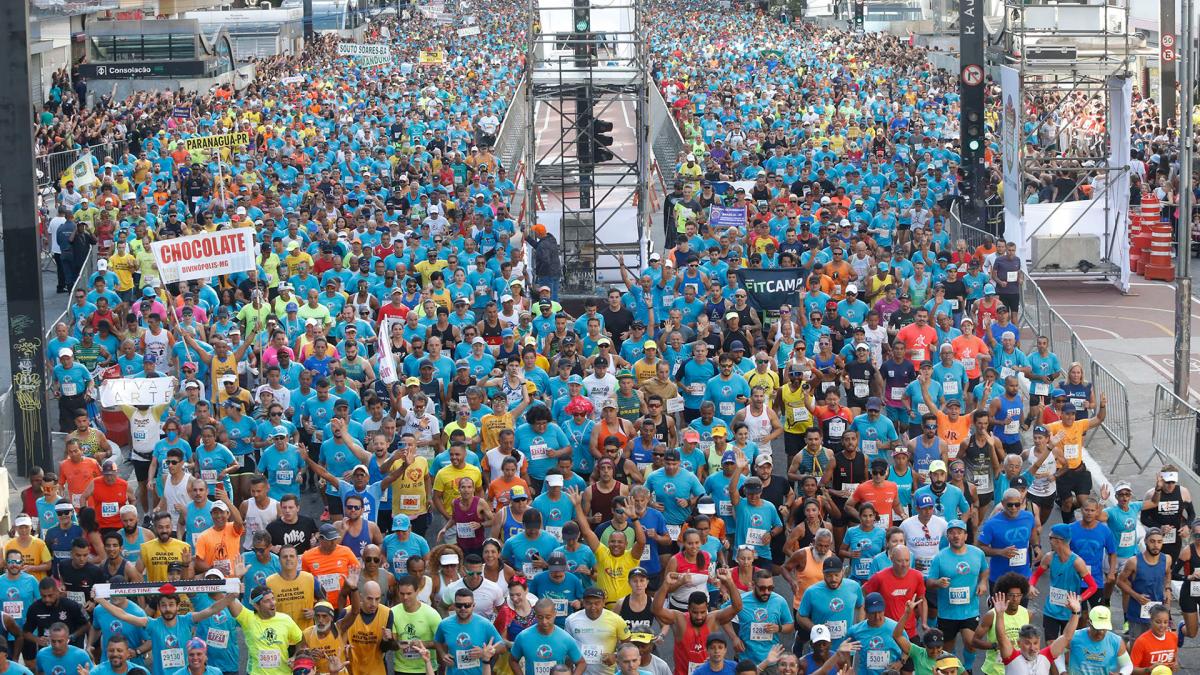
[23,577,88,648]
[265,494,318,555]
[55,539,106,612]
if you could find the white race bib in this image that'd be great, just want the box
[258,651,281,670]
[1140,603,1154,620]
[276,470,294,485]
[666,524,682,540]
[719,401,735,417]
[688,383,706,396]
[943,380,959,396]
[749,622,771,641]
[828,419,846,437]
[101,502,119,518]
[828,620,847,639]
[318,573,341,592]
[1033,383,1050,396]
[206,628,229,649]
[455,522,476,539]
[973,473,992,492]
[1191,581,1200,597]
[545,526,563,541]
[890,386,905,400]
[533,662,554,675]
[948,586,970,605]
[1010,548,1028,567]
[1163,528,1178,544]
[1119,531,1135,548]
[581,644,604,664]
[667,397,685,413]
[1048,587,1068,606]
[861,440,878,456]
[1,601,22,617]
[866,650,889,670]
[522,562,536,577]
[161,649,185,670]
[1070,397,1086,409]
[946,443,960,459]
[400,494,421,510]
[1000,367,1015,379]
[552,597,568,616]
[1064,444,1081,461]
[529,443,549,460]
[62,382,79,397]
[912,349,926,363]
[791,407,810,423]
[746,528,769,547]
[1003,420,1019,435]
[843,483,860,496]
[1006,271,1018,283]
[201,469,218,483]
[854,383,869,398]
[719,501,733,516]
[67,591,85,605]
[456,650,480,670]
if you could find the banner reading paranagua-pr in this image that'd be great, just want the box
[183,131,250,152]
[736,268,804,312]
[151,229,257,283]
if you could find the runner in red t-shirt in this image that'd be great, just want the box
[896,308,938,368]
[863,551,927,635]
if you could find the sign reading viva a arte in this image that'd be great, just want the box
[151,229,257,283]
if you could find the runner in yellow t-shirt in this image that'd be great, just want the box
[231,586,304,675]
[566,488,644,607]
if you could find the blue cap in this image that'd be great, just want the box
[865,592,885,612]
[984,284,997,295]
[455,359,469,370]
[568,374,584,385]
[285,302,299,312]
[915,493,935,509]
[144,353,158,364]
[721,451,736,464]
[1061,403,1078,415]
[946,519,967,531]
[501,328,514,337]
[1049,523,1072,541]
[142,286,156,297]
[878,262,890,271]
[392,514,412,531]
[271,426,288,438]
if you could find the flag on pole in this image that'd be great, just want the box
[60,156,97,189]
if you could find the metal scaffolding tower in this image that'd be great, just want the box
[1002,0,1134,278]
[524,0,650,294]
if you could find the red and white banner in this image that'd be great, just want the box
[151,229,257,284]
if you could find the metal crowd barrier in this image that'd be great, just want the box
[1150,383,1200,478]
[35,141,129,188]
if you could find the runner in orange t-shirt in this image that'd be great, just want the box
[193,497,245,577]
[59,442,101,509]
[300,526,361,609]
[847,460,903,527]
[1129,613,1179,671]
[951,318,991,383]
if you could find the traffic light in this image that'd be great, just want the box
[592,117,614,163]
[963,109,984,156]
[573,0,590,32]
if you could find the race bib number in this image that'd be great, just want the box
[948,586,970,605]
[1191,581,1200,597]
[162,649,185,670]
[581,644,604,664]
[640,545,652,561]
[861,440,877,456]
[1162,528,1177,544]
[258,651,281,670]
[455,522,476,539]
[1070,398,1086,409]
[854,558,871,578]
[1119,531,1136,548]
[890,386,905,400]
[828,620,847,639]
[666,524,682,540]
[946,443,960,459]
[854,383,869,398]
[201,469,218,483]
[529,443,549,460]
[1064,444,1081,461]
[1048,587,1068,606]
[1,602,22,617]
[533,663,555,675]
[1140,603,1154,620]
[101,502,119,518]
[749,622,771,641]
[545,526,563,541]
[1000,367,1015,379]
[1003,420,1019,435]
[719,402,735,417]
[318,573,341,592]
[843,483,860,496]
[943,381,959,396]
[912,349,926,363]
[552,597,568,616]
[1006,271,1018,283]
[746,528,769,547]
[276,470,294,485]
[916,403,930,415]
[828,419,846,437]
[914,557,931,572]
[1033,383,1050,396]
[1010,548,1028,567]
[719,501,733,516]
[62,382,79,397]
[667,397,685,413]
[866,650,889,670]
[67,591,85,605]
[400,494,421,511]
[456,650,480,670]
[206,628,229,649]
[973,473,992,492]
[522,562,536,577]
[791,407,810,423]
[689,383,706,397]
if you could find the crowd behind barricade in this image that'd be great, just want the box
[13,2,1198,675]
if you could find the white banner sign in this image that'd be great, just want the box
[151,229,257,283]
[457,26,481,37]
[280,76,305,85]
[99,377,176,408]
[999,65,1022,240]
[338,42,391,57]
[377,318,401,384]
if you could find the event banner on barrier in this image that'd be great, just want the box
[710,205,747,230]
[999,65,1022,237]
[736,268,804,311]
[151,229,256,284]
[99,377,175,408]
[183,132,250,152]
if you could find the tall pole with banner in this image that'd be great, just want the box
[0,0,52,475]
[959,0,987,230]
[1163,0,1178,129]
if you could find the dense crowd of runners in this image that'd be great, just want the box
[18,2,1200,675]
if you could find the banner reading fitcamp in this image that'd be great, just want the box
[151,229,256,284]
[182,131,250,152]
[736,268,804,312]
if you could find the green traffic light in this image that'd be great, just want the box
[576,19,589,31]
[969,140,981,151]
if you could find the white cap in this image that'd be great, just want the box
[184,381,200,389]
[686,153,696,162]
[472,336,487,345]
[58,348,73,358]
[204,569,225,579]
[697,501,716,515]
[811,624,832,643]
[501,294,513,303]
[220,374,237,385]
[13,515,32,527]
[439,553,460,566]
[649,252,661,261]
[753,453,773,466]
[210,501,230,512]
[1162,471,1180,482]
[545,474,564,487]
[429,205,440,214]
[97,259,108,270]
[236,206,247,215]
[845,284,858,294]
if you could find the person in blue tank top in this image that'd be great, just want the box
[1067,605,1129,675]
[1115,528,1170,640]
[1030,524,1098,641]
[988,377,1025,455]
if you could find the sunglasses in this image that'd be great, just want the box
[455,603,474,609]
[1004,502,1021,508]
[346,504,362,511]
[363,557,381,562]
[167,460,180,465]
[465,570,482,576]
[652,453,665,458]
[755,585,774,592]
